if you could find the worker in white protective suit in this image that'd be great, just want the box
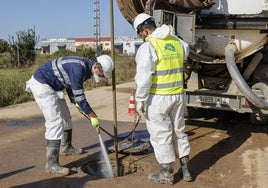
[133,13,192,185]
[25,55,114,176]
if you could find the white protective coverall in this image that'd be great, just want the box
[26,76,72,140]
[135,24,190,164]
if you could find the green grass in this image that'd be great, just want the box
[0,68,34,106]
[0,54,136,107]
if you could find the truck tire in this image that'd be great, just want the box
[184,106,196,119]
[250,113,268,125]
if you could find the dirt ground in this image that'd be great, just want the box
[0,82,268,188]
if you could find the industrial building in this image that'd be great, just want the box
[41,36,143,56]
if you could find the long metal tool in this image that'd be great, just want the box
[74,103,140,139]
[74,103,114,137]
[110,0,119,177]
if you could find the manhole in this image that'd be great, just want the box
[81,130,152,178]
[81,154,138,177]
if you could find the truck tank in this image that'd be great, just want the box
[117,0,268,124]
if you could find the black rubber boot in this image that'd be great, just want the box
[46,140,70,176]
[180,156,193,182]
[60,129,83,155]
[148,163,174,185]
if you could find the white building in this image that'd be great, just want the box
[41,36,143,55]
[114,36,143,55]
[41,38,76,54]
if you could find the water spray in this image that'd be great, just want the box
[74,103,145,177]
[74,103,114,177]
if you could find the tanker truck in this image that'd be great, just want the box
[117,0,268,125]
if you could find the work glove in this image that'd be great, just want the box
[135,101,146,117]
[90,117,100,128]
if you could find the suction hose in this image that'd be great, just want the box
[242,52,263,81]
[252,82,268,102]
[225,43,268,110]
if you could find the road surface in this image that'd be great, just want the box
[0,82,268,188]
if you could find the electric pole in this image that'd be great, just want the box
[94,0,101,56]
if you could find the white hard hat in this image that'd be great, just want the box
[133,13,153,33]
[96,54,114,78]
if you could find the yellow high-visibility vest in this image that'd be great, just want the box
[146,35,184,94]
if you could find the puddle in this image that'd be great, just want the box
[6,117,43,127]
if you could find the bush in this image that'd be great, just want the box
[0,52,12,68]
[0,53,136,107]
[0,70,33,107]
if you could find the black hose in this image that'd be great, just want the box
[74,103,140,139]
[225,43,268,109]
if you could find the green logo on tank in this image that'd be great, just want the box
[164,43,176,52]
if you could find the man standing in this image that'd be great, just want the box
[25,55,114,176]
[133,13,192,184]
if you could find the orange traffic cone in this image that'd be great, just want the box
[128,90,136,115]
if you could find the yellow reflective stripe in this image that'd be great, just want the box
[147,36,184,94]
[151,80,184,89]
[152,72,184,83]
[153,67,183,76]
[150,87,183,95]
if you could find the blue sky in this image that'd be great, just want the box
[0,0,136,46]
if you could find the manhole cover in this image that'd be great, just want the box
[108,138,151,154]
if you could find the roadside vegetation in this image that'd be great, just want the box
[0,51,136,107]
[0,27,136,107]
[0,31,136,107]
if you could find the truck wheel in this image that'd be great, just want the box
[250,113,268,125]
[184,106,196,119]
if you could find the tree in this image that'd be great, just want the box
[8,27,39,67]
[76,45,96,59]
[0,39,9,53]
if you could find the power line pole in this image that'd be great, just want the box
[94,0,101,56]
